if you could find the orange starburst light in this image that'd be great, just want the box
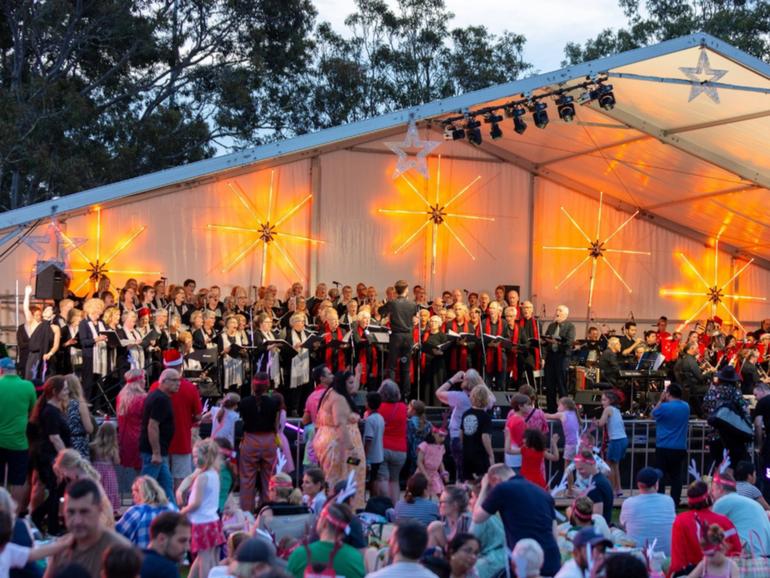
[208,170,322,285]
[543,191,650,312]
[378,155,492,275]
[62,207,160,293]
[659,228,766,334]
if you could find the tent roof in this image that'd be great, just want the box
[3,32,770,269]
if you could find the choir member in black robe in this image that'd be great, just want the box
[422,315,448,405]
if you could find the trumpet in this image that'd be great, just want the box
[759,363,770,383]
[699,357,717,374]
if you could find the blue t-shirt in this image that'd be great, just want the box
[140,549,180,578]
[481,476,560,577]
[652,399,690,450]
[587,473,614,524]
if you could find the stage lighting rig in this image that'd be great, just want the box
[530,101,549,129]
[465,117,482,146]
[555,94,575,122]
[596,83,616,110]
[484,112,504,140]
[443,123,465,141]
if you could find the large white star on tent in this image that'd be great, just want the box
[384,117,441,179]
[22,219,88,264]
[678,49,728,104]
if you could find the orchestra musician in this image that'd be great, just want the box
[543,305,575,413]
[378,280,419,398]
[580,326,605,366]
[619,321,644,363]
[598,337,622,388]
[516,300,541,389]
[741,349,770,394]
[482,301,506,391]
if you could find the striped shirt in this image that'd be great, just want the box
[393,497,439,526]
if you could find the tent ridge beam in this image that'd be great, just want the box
[536,134,651,167]
[643,184,760,210]
[664,109,770,136]
[606,71,770,96]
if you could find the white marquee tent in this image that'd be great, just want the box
[1,32,770,337]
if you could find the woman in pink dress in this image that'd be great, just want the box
[116,368,147,471]
[417,426,448,498]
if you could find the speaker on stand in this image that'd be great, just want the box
[35,261,68,301]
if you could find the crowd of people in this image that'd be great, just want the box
[2,275,770,578]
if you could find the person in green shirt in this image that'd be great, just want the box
[0,357,37,507]
[286,502,365,578]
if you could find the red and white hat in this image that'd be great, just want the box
[162,349,183,367]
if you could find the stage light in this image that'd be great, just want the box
[507,105,527,134]
[484,113,504,140]
[596,84,615,110]
[465,118,482,146]
[531,101,548,129]
[443,124,465,141]
[556,94,575,122]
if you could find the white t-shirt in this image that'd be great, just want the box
[364,412,385,465]
[0,543,30,576]
[188,469,221,524]
[211,408,239,446]
[554,559,585,578]
[619,492,676,555]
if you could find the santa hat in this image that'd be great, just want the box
[163,349,183,367]
[138,307,151,318]
[711,315,723,326]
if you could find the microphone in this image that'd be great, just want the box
[332,281,342,286]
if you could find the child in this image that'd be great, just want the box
[565,432,611,490]
[272,392,295,474]
[221,494,254,536]
[417,427,449,498]
[407,400,432,475]
[545,396,581,494]
[363,391,385,496]
[178,438,224,578]
[211,392,240,447]
[595,390,628,496]
[301,467,327,514]
[520,429,560,489]
[213,437,237,512]
[90,420,121,514]
[687,524,739,578]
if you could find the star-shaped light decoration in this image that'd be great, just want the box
[378,155,493,276]
[63,207,160,293]
[678,48,728,104]
[384,116,441,179]
[22,219,88,265]
[543,191,650,313]
[660,228,766,334]
[208,170,323,285]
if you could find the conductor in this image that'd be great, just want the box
[379,280,418,399]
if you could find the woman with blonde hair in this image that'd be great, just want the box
[78,297,106,402]
[53,448,115,528]
[64,374,94,459]
[116,368,147,471]
[116,475,175,548]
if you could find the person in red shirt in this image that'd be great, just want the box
[669,480,741,577]
[376,379,408,505]
[302,364,333,426]
[504,394,529,472]
[519,429,560,489]
[149,349,202,490]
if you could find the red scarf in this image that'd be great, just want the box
[324,326,346,372]
[485,317,503,373]
[356,325,378,385]
[448,319,471,371]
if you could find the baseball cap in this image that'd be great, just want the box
[572,527,613,549]
[636,467,663,487]
[0,357,15,371]
[234,537,276,565]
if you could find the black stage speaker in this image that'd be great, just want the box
[575,389,604,418]
[35,262,67,301]
[492,391,513,409]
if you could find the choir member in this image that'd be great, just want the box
[478,292,491,318]
[307,283,328,317]
[446,303,473,372]
[179,331,202,372]
[340,299,359,327]
[320,309,349,374]
[422,315,448,405]
[204,290,225,330]
[336,285,355,317]
[139,285,157,312]
[353,310,379,391]
[22,286,60,382]
[285,312,313,415]
[78,297,107,402]
[218,314,246,394]
[516,300,541,390]
[482,301,506,391]
[167,287,191,327]
[253,312,282,386]
[505,289,519,318]
[193,310,217,350]
[119,286,137,314]
[183,278,197,305]
[61,307,83,375]
[503,306,520,388]
[542,305,575,413]
[153,278,167,309]
[494,284,506,306]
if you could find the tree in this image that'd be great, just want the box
[564,0,770,65]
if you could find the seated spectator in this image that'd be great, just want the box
[670,481,741,577]
[446,533,481,578]
[254,473,311,554]
[116,476,176,549]
[555,527,613,578]
[711,471,770,555]
[619,467,676,555]
[0,509,72,576]
[468,474,507,578]
[209,531,250,578]
[427,485,472,552]
[510,538,545,578]
[685,524,739,578]
[557,496,612,550]
[595,552,649,578]
[286,503,365,578]
[392,473,440,526]
[300,468,327,515]
[734,460,770,510]
[367,519,436,577]
[102,544,142,578]
[229,536,284,578]
[573,449,614,524]
[140,512,191,578]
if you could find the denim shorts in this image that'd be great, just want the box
[607,438,628,463]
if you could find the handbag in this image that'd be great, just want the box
[737,530,770,578]
[708,403,753,442]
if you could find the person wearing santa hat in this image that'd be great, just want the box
[149,349,203,491]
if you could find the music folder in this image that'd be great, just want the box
[141,330,160,349]
[188,348,218,364]
[300,333,324,349]
[483,333,514,349]
[263,339,293,352]
[99,330,129,348]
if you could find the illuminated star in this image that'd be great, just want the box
[22,219,87,264]
[660,227,765,334]
[208,170,323,285]
[64,207,160,293]
[543,191,650,311]
[378,155,493,275]
[384,117,442,179]
[678,49,728,104]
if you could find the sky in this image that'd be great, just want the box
[314,0,630,73]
